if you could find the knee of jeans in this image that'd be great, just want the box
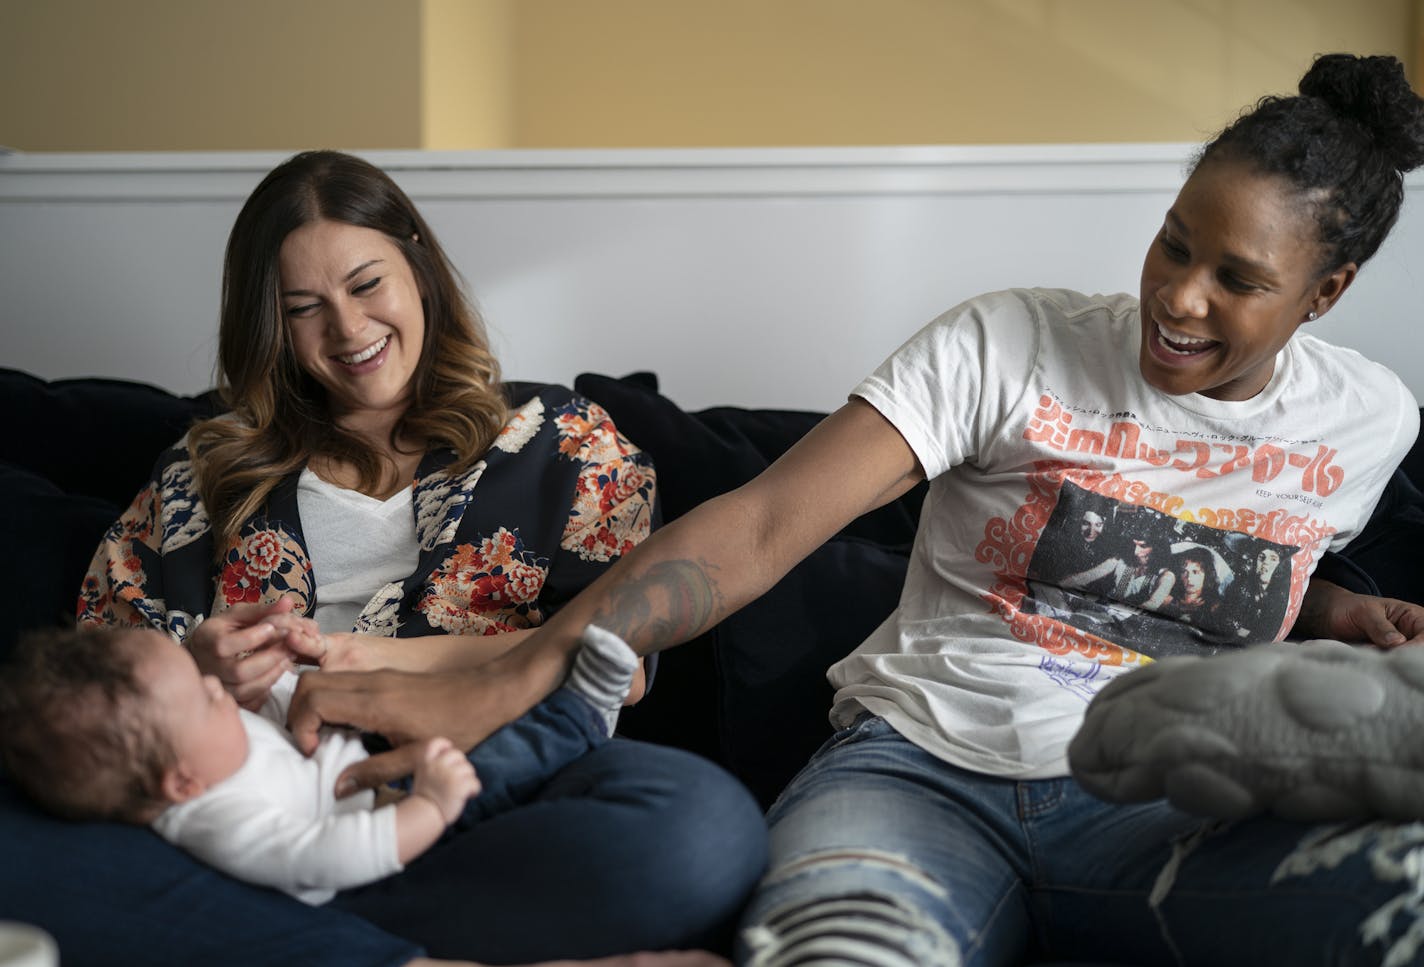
[636,749,770,895]
[739,848,963,967]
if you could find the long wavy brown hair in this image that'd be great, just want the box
[188,151,508,550]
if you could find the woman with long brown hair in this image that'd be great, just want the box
[10,150,765,966]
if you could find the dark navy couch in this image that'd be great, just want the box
[0,367,927,809]
[2,365,1421,810]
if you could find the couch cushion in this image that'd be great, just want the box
[0,461,119,655]
[712,536,909,807]
[1331,468,1424,605]
[573,371,925,546]
[573,371,820,521]
[0,368,216,509]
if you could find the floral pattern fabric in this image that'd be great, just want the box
[78,387,657,646]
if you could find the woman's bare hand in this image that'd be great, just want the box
[289,666,494,759]
[189,597,324,709]
[291,638,570,764]
[1296,579,1424,647]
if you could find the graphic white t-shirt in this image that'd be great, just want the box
[830,288,1418,778]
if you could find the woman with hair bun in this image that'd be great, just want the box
[294,54,1424,963]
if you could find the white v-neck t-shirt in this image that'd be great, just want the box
[296,468,421,634]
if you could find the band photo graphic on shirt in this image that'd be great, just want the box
[1023,480,1295,658]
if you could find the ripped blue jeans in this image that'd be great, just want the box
[739,714,1424,967]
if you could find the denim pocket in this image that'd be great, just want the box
[766,713,891,821]
[815,711,887,758]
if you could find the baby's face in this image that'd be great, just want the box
[131,631,250,791]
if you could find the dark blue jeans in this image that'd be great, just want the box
[0,689,768,966]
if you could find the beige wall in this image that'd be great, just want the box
[422,0,514,149]
[0,0,422,151]
[511,0,1416,146]
[1,0,1416,151]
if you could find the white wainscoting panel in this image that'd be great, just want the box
[3,147,1421,411]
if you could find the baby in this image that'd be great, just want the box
[0,623,637,904]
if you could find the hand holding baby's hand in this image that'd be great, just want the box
[409,737,481,824]
[190,597,319,710]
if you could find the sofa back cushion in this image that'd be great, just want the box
[0,369,223,655]
[0,368,217,509]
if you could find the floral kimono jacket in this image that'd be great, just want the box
[77,386,657,646]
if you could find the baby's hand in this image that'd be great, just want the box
[191,597,314,710]
[269,613,325,667]
[409,737,481,824]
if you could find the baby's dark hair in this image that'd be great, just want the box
[1196,53,1424,274]
[0,626,175,823]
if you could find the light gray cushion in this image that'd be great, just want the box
[1068,640,1424,821]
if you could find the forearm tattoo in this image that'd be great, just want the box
[591,559,724,652]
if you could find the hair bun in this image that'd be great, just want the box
[1299,53,1424,172]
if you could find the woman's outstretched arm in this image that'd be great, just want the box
[288,398,923,771]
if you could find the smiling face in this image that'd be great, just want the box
[1080,511,1105,543]
[280,219,427,440]
[1138,159,1355,401]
